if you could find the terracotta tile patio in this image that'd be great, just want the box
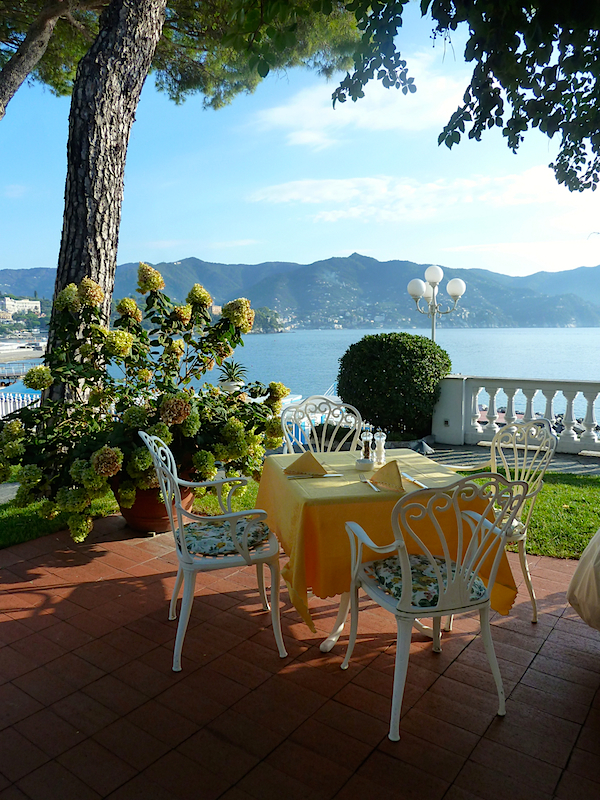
[0,514,599,800]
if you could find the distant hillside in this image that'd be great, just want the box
[3,255,600,328]
[0,268,56,299]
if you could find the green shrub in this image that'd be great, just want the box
[337,332,452,438]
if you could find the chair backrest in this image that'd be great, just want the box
[390,473,528,615]
[490,419,557,521]
[281,395,363,453]
[139,431,191,564]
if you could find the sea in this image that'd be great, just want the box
[4,327,600,418]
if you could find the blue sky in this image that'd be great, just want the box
[2,4,600,279]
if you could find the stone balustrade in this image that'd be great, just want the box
[432,375,600,454]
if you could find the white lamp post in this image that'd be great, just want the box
[407,265,466,342]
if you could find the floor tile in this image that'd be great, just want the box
[0,522,598,800]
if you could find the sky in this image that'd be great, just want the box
[2,4,600,280]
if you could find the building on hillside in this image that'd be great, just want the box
[0,298,41,315]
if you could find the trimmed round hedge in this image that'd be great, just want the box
[337,333,452,438]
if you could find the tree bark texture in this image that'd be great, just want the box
[53,0,167,326]
[0,4,61,122]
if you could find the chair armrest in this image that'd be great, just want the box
[177,475,249,514]
[345,521,396,582]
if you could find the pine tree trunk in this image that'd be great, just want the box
[53,0,167,322]
[0,4,61,122]
[47,0,167,402]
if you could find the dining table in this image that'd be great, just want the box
[256,449,519,651]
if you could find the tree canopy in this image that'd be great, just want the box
[0,1,358,120]
[232,0,600,193]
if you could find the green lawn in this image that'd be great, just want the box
[1,473,599,559]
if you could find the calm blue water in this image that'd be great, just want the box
[5,327,600,417]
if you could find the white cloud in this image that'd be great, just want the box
[249,166,586,225]
[253,50,469,149]
[4,184,27,198]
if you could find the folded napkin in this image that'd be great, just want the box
[371,460,405,492]
[284,451,328,476]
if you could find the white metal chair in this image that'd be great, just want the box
[490,419,557,622]
[440,419,557,624]
[281,395,363,454]
[139,432,287,671]
[341,473,529,741]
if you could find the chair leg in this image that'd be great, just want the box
[268,558,288,658]
[517,539,538,623]
[172,570,197,672]
[432,616,442,653]
[341,584,360,670]
[443,614,454,632]
[389,617,413,742]
[169,566,184,621]
[256,562,270,611]
[479,605,505,716]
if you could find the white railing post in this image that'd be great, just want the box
[466,382,483,443]
[522,387,538,422]
[482,384,500,440]
[580,389,600,449]
[504,387,517,426]
[558,389,579,450]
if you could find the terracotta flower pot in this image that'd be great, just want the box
[112,482,195,533]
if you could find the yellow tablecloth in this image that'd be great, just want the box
[256,450,518,631]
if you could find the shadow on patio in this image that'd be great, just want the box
[0,514,599,800]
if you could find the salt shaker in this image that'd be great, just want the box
[374,430,387,466]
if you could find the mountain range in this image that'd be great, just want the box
[2,254,600,329]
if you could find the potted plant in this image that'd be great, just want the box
[218,359,247,393]
[0,263,289,541]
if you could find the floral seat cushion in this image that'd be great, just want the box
[363,553,487,608]
[183,518,270,557]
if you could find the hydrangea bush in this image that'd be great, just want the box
[0,263,288,541]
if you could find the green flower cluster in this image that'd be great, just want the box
[116,297,143,322]
[123,406,149,429]
[56,486,91,513]
[78,277,105,307]
[117,481,136,509]
[126,446,153,479]
[191,450,217,481]
[68,514,93,543]
[186,283,212,307]
[179,407,200,437]
[137,262,165,293]
[222,298,255,334]
[174,304,192,325]
[55,283,81,313]
[91,446,123,477]
[146,422,172,444]
[105,330,134,357]
[23,365,53,391]
[160,393,192,425]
